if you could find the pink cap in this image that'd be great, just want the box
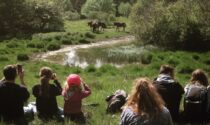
[67,74,81,86]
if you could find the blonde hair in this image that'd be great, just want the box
[126,78,164,119]
[62,82,82,95]
[190,69,209,86]
[39,67,53,97]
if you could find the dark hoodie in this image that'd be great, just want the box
[154,74,184,122]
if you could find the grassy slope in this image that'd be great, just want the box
[0,18,210,124]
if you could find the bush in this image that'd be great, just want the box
[17,54,29,61]
[0,56,9,61]
[131,0,210,51]
[64,11,81,20]
[118,2,132,17]
[78,38,90,44]
[85,65,96,72]
[27,43,36,48]
[61,38,72,45]
[6,43,18,48]
[85,32,95,39]
[36,43,45,49]
[47,43,61,51]
[141,53,153,64]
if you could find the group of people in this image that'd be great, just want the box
[120,65,210,125]
[0,65,91,125]
[0,64,210,125]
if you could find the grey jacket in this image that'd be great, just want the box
[120,106,173,125]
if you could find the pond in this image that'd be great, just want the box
[35,36,138,68]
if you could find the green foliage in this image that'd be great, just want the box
[17,54,29,61]
[0,56,9,62]
[63,11,81,20]
[0,0,64,36]
[47,43,61,51]
[81,0,115,18]
[85,32,95,39]
[131,0,210,51]
[118,2,132,17]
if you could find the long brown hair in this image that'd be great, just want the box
[190,69,209,86]
[126,78,164,119]
[39,67,53,97]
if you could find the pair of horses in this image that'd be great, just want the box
[88,21,126,32]
[88,20,107,32]
[113,22,126,32]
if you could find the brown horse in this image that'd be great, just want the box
[114,22,126,31]
[88,20,107,32]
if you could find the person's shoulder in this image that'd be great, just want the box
[32,84,41,90]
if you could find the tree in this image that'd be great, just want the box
[118,2,131,17]
[130,0,210,51]
[81,0,115,17]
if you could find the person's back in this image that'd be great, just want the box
[33,82,61,118]
[32,67,62,120]
[154,75,184,121]
[0,65,29,124]
[183,69,209,123]
[0,81,29,122]
[154,65,184,121]
[120,106,172,125]
[120,78,173,125]
[62,74,91,123]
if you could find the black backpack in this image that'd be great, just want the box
[105,90,127,113]
[184,84,208,121]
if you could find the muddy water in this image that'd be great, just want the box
[34,35,135,68]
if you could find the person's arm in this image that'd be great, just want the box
[81,83,91,98]
[52,73,62,95]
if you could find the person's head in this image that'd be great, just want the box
[3,65,17,81]
[126,77,164,119]
[63,74,82,94]
[39,67,53,97]
[39,67,53,80]
[190,69,209,86]
[159,65,174,78]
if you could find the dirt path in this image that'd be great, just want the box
[34,35,135,65]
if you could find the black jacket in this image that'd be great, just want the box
[32,80,62,119]
[0,81,30,122]
[154,74,184,121]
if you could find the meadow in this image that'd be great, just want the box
[0,18,210,125]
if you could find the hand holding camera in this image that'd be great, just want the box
[51,73,57,80]
[16,64,26,86]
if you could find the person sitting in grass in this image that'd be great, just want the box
[0,64,30,125]
[32,67,63,121]
[62,74,91,123]
[154,64,184,122]
[120,77,173,125]
[183,69,209,123]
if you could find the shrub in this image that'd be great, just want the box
[0,56,9,61]
[118,2,132,17]
[85,65,96,72]
[6,43,18,48]
[61,38,72,45]
[36,43,45,49]
[64,11,81,20]
[192,55,200,61]
[85,32,95,39]
[78,38,90,44]
[141,53,153,64]
[131,0,210,51]
[47,43,61,51]
[17,54,29,61]
[27,43,36,48]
